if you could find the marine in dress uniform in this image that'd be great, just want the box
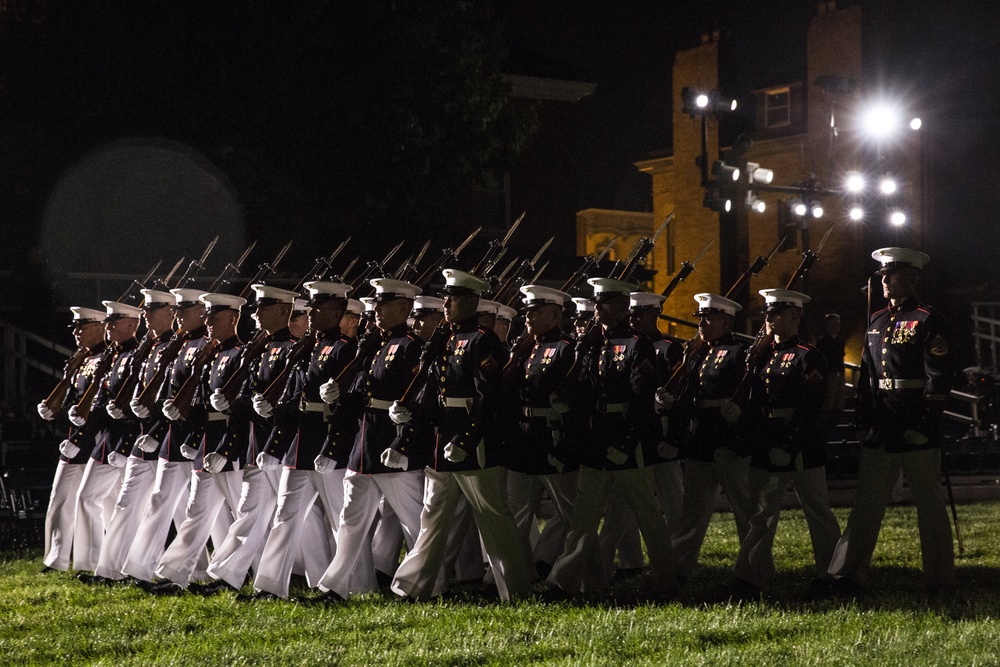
[668,293,753,580]
[827,248,956,597]
[309,278,426,602]
[149,293,249,590]
[70,301,142,574]
[38,307,107,571]
[389,269,534,602]
[123,288,211,582]
[503,285,579,579]
[732,289,840,594]
[92,290,176,582]
[545,278,678,599]
[199,284,302,594]
[247,282,357,599]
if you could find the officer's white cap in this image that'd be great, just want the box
[69,306,106,327]
[139,289,174,310]
[302,281,350,307]
[693,293,741,317]
[102,301,142,321]
[292,298,311,315]
[251,284,300,306]
[347,299,365,316]
[871,247,930,274]
[476,298,500,315]
[369,277,421,302]
[412,295,445,315]
[759,288,811,312]
[170,288,208,308]
[629,292,666,309]
[496,305,517,321]
[587,277,638,301]
[359,297,376,313]
[199,293,248,314]
[520,284,570,308]
[572,297,595,314]
[441,268,490,296]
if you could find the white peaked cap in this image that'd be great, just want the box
[251,283,300,305]
[170,288,208,307]
[587,277,638,300]
[496,305,517,321]
[292,298,311,314]
[476,298,500,315]
[347,299,366,315]
[520,284,571,308]
[360,297,377,312]
[139,289,173,309]
[369,277,421,301]
[759,288,811,312]
[412,295,445,314]
[200,293,247,313]
[303,281,351,300]
[441,268,490,296]
[69,306,106,326]
[693,293,742,316]
[102,301,142,321]
[572,297,595,314]
[871,247,930,273]
[629,292,667,309]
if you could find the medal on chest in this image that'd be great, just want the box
[780,351,795,370]
[890,320,918,344]
[318,344,334,364]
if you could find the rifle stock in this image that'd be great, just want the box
[42,347,91,414]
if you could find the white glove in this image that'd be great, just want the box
[252,394,274,418]
[256,451,283,471]
[129,398,150,420]
[180,442,199,460]
[313,454,337,474]
[657,441,679,459]
[719,400,742,424]
[606,446,628,466]
[654,386,676,412]
[37,402,55,421]
[443,438,466,463]
[381,448,408,470]
[68,405,86,427]
[108,451,128,468]
[547,453,565,474]
[319,379,341,405]
[210,389,230,413]
[204,452,227,474]
[106,403,125,420]
[162,399,182,421]
[768,447,792,467]
[549,393,570,415]
[389,401,412,425]
[59,439,81,458]
[135,434,160,453]
[903,428,929,446]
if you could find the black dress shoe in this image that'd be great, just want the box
[375,570,393,589]
[236,590,280,602]
[137,579,182,595]
[40,566,58,574]
[77,572,116,586]
[295,590,344,606]
[730,578,762,603]
[188,580,237,597]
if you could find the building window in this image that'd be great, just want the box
[765,87,791,128]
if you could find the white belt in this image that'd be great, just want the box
[368,398,393,410]
[699,399,727,408]
[522,406,556,419]
[878,378,927,390]
[207,412,229,422]
[596,401,628,414]
[302,401,332,416]
[767,408,795,419]
[441,396,474,409]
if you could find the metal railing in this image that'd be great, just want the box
[1,319,73,420]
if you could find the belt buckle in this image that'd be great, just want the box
[878,378,893,390]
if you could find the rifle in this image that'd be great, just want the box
[332,329,385,394]
[109,331,162,416]
[41,347,90,414]
[151,257,185,291]
[491,236,554,303]
[471,211,525,277]
[613,213,673,283]
[723,236,785,299]
[118,261,162,305]
[209,240,257,293]
[132,332,190,414]
[260,332,317,405]
[240,241,294,298]
[349,240,406,295]
[68,344,119,423]
[413,226,482,289]
[660,241,713,301]
[169,339,221,420]
[560,234,620,293]
[784,225,834,289]
[292,238,350,293]
[173,235,220,288]
[394,240,432,282]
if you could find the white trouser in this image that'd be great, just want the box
[156,469,243,586]
[319,469,424,598]
[547,466,677,596]
[43,461,85,571]
[206,466,280,589]
[392,467,534,601]
[72,458,124,571]
[599,490,645,572]
[828,447,954,591]
[94,457,157,579]
[252,468,345,598]
[734,466,841,588]
[506,470,577,569]
[442,494,486,583]
[671,456,752,578]
[372,497,404,576]
[122,460,193,581]
[652,460,684,534]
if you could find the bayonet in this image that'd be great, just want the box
[692,239,714,266]
[815,224,835,254]
[454,226,482,258]
[160,256,185,289]
[651,212,674,244]
[174,235,220,288]
[495,258,518,285]
[530,236,554,267]
[595,234,620,265]
[529,261,549,284]
[209,240,258,292]
[339,257,359,284]
[412,240,431,270]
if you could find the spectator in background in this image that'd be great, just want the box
[816,314,846,416]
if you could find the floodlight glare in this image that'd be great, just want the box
[811,204,824,219]
[747,162,774,184]
[792,200,808,216]
[879,178,898,195]
[890,210,906,226]
[696,94,709,108]
[845,172,865,193]
[861,103,901,140]
[713,160,740,182]
[910,117,922,130]
[748,197,766,213]
[849,206,864,221]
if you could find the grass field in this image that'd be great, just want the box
[3,502,1000,666]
